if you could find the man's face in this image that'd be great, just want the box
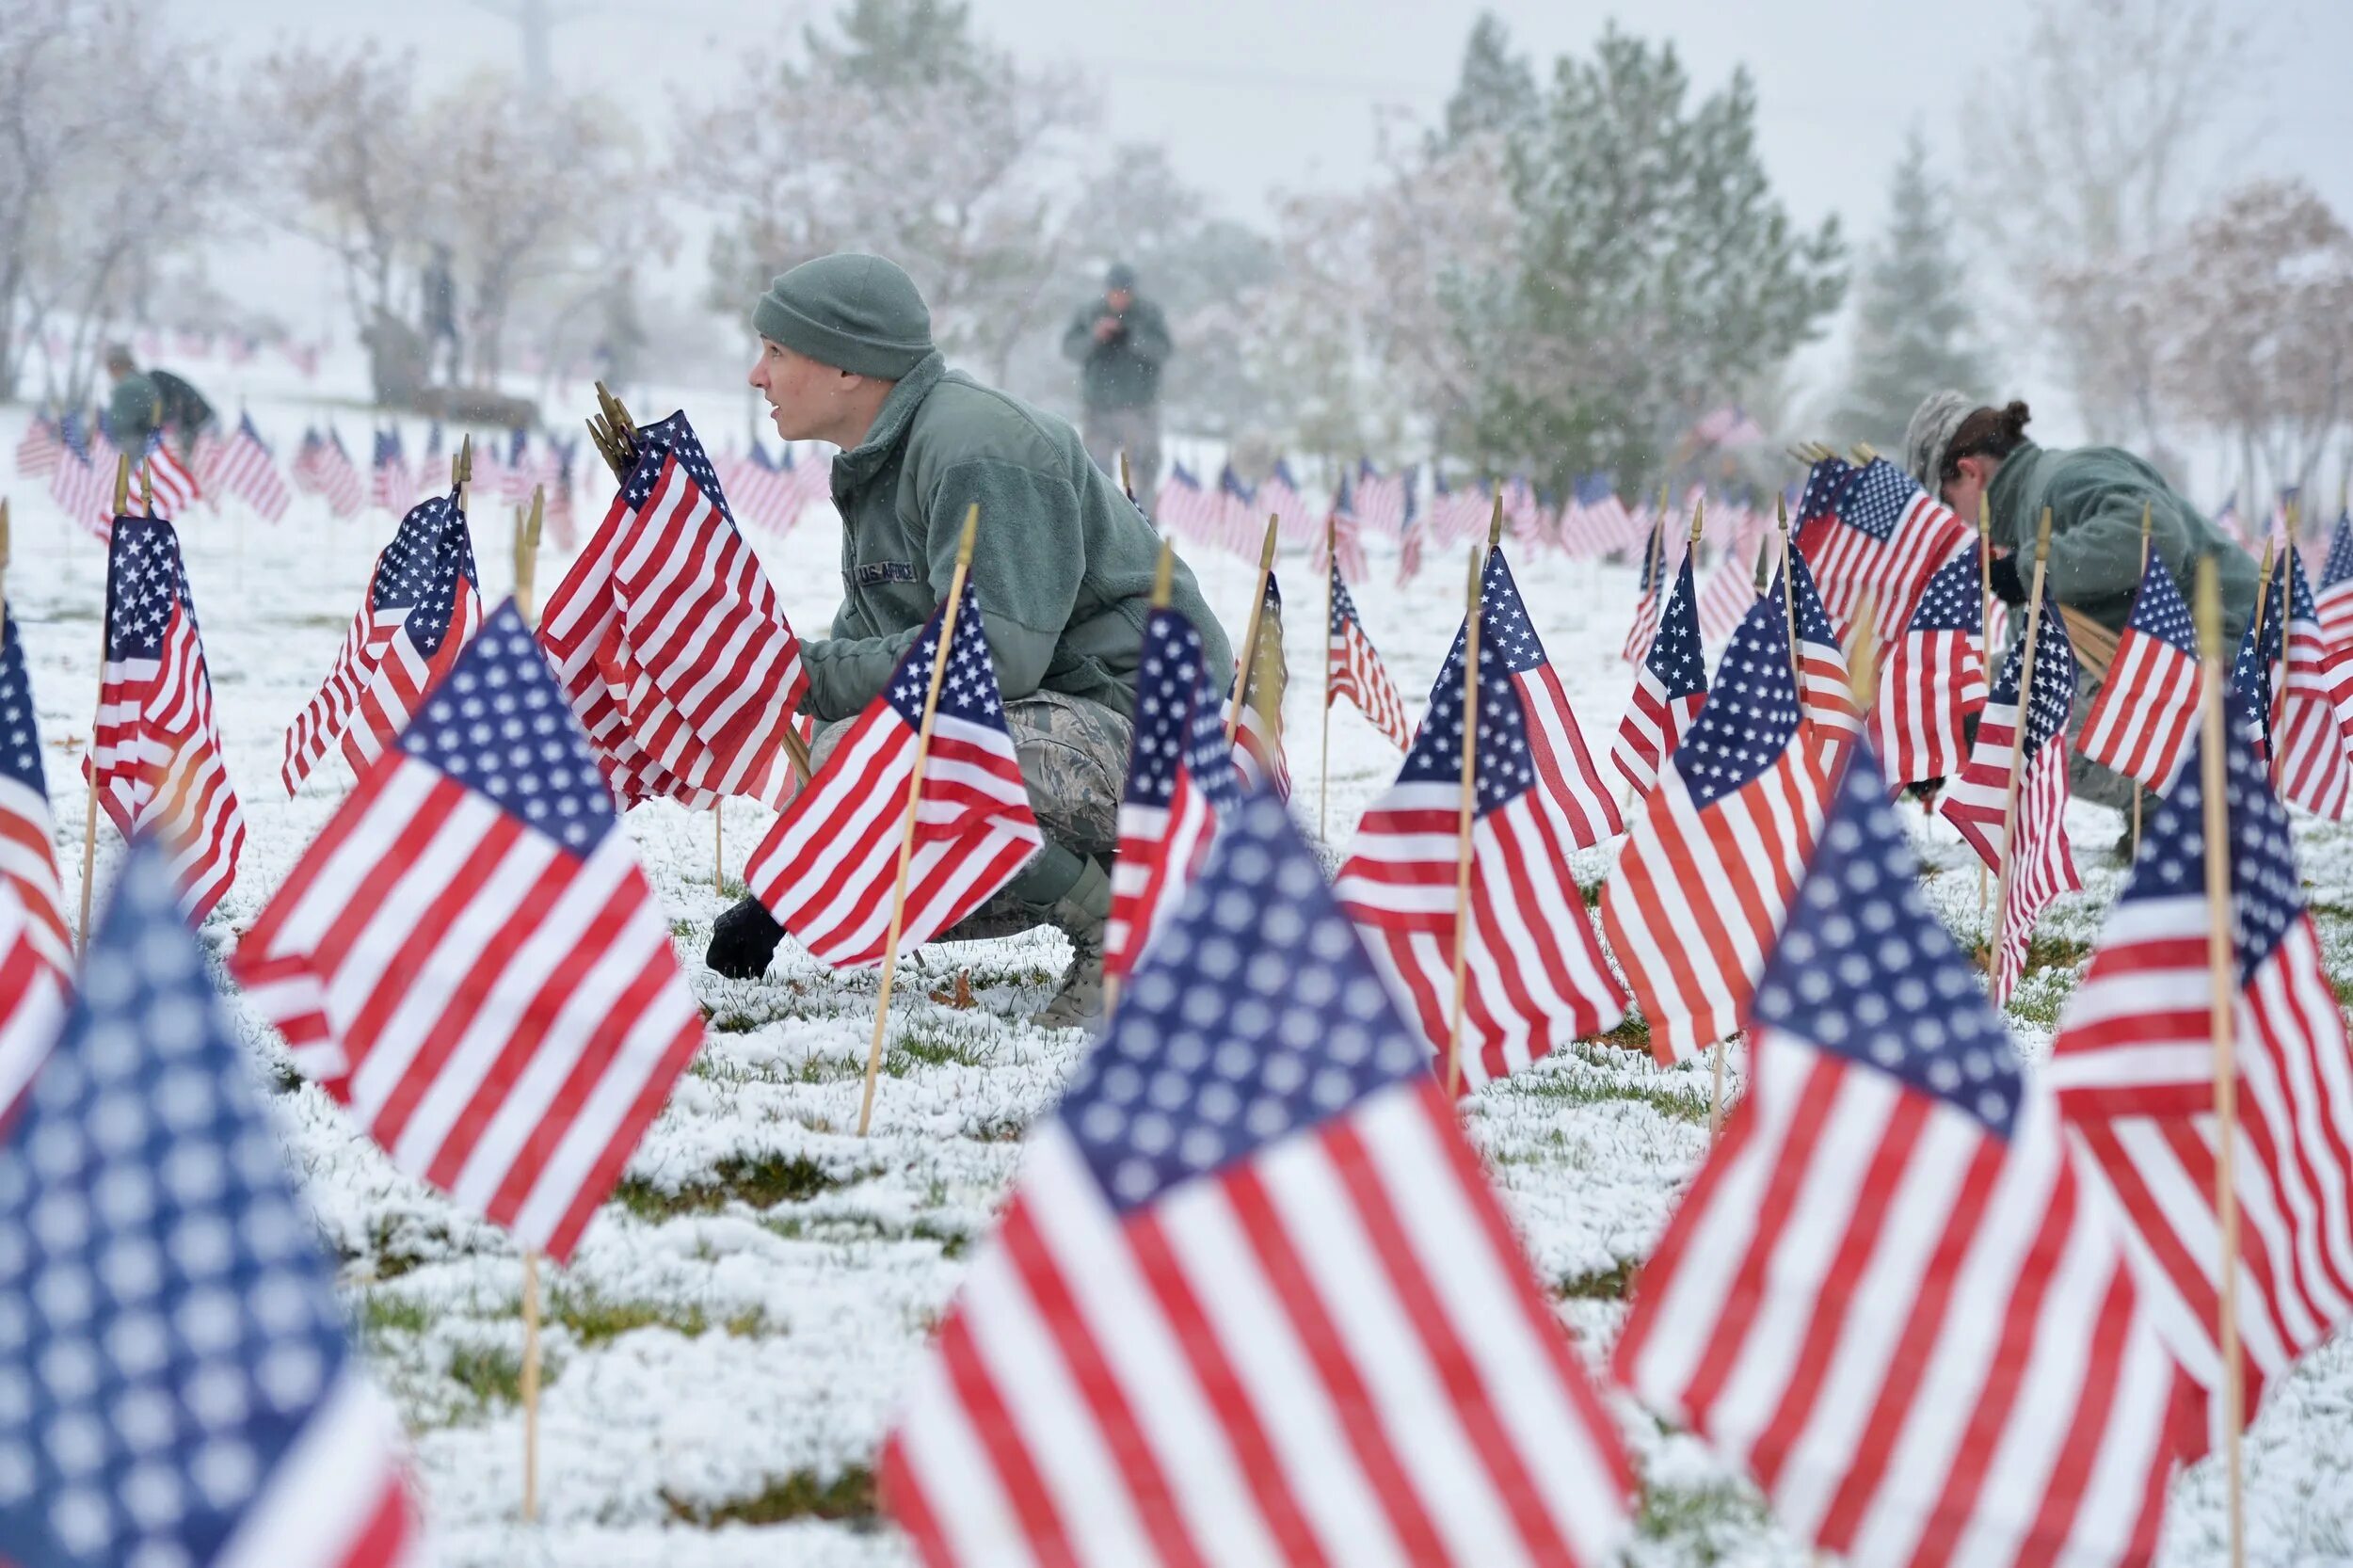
[1104,288,1133,314]
[1941,454,1993,529]
[748,338,843,440]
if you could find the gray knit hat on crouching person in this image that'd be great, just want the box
[1902,389,1977,493]
[751,253,936,379]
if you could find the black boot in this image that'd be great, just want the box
[706,895,785,980]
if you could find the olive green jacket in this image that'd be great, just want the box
[1984,440,2258,643]
[801,351,1229,723]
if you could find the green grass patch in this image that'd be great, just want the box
[446,1343,525,1408]
[1592,1012,1654,1054]
[663,1466,877,1526]
[885,1025,993,1075]
[613,1153,851,1220]
[357,1292,433,1351]
[1635,1478,1769,1558]
[553,1291,712,1346]
[1506,1064,1710,1126]
[1554,1257,1640,1301]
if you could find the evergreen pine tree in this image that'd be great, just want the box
[1435,13,1539,149]
[1833,132,1991,450]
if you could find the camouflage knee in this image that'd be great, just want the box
[1003,689,1131,859]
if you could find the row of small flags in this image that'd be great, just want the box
[5,404,2350,1560]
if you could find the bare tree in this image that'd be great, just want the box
[680,0,1098,385]
[2155,181,2353,503]
[0,0,235,404]
[1961,0,2263,447]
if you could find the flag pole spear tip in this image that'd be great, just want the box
[1850,441,1878,465]
[1486,488,1504,551]
[955,502,980,567]
[1257,513,1279,574]
[526,486,544,550]
[139,463,152,515]
[1689,494,1704,547]
[2037,504,2053,562]
[1150,537,1175,610]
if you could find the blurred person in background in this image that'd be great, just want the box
[102,345,213,454]
[1063,262,1172,506]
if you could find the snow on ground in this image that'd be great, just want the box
[6,384,2353,1565]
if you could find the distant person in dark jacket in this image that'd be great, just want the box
[1905,392,2258,820]
[104,347,216,456]
[421,243,461,384]
[1061,263,1171,505]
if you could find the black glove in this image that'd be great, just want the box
[706,894,785,980]
[1987,552,2028,606]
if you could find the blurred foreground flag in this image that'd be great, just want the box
[883,792,1634,1566]
[0,838,424,1568]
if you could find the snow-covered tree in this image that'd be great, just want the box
[1434,13,1539,151]
[1833,133,1990,450]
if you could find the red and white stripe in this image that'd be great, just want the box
[0,874,66,1127]
[1695,543,1765,645]
[216,1370,426,1568]
[1107,787,1218,984]
[318,437,365,518]
[341,591,485,776]
[2050,896,2353,1427]
[2079,641,2200,798]
[746,632,1040,969]
[232,759,702,1262]
[1871,624,1986,786]
[1939,692,2081,1003]
[2271,564,2353,818]
[1338,781,1624,1089]
[1618,1034,2194,1567]
[90,603,245,921]
[13,418,60,478]
[209,423,292,522]
[1327,579,1412,752]
[883,1083,1636,1567]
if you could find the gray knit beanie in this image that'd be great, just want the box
[1903,390,1977,492]
[751,253,936,379]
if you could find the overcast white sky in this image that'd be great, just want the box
[173,0,2353,437]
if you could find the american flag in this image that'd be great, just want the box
[1213,465,1259,559]
[503,427,537,505]
[316,430,365,519]
[1430,472,1492,548]
[2268,554,2353,818]
[0,611,68,1118]
[1353,456,1414,539]
[88,515,245,920]
[1610,550,1707,795]
[1559,474,1640,558]
[2049,728,2353,1429]
[1106,607,1243,982]
[0,838,425,1568]
[745,590,1040,969]
[537,411,808,810]
[1258,457,1316,545]
[1466,547,1620,845]
[1396,510,1426,585]
[369,427,410,513]
[233,604,707,1263]
[136,436,202,519]
[281,490,482,793]
[289,427,327,494]
[0,610,69,976]
[1868,553,1987,786]
[12,408,60,477]
[1309,473,1369,585]
[883,792,1636,1566]
[2229,570,2283,768]
[1602,588,1835,1063]
[1938,597,2081,1001]
[207,411,292,521]
[1152,462,1217,548]
[1694,527,1769,645]
[1688,401,1765,450]
[1616,743,2197,1568]
[2213,490,2246,549]
[46,413,114,540]
[1785,552,1865,771]
[729,440,792,533]
[1231,573,1290,799]
[2315,508,2353,650]
[1797,456,1976,648]
[1618,514,1672,664]
[1325,557,1412,751]
[2078,553,2201,793]
[1337,563,1626,1088]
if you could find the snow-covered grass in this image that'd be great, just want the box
[7,392,2353,1565]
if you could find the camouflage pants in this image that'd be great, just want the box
[1080,405,1162,510]
[810,687,1131,937]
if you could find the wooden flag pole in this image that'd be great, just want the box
[1777,496,1806,734]
[1979,493,1994,915]
[2131,500,2152,858]
[1225,515,1281,744]
[520,1248,543,1522]
[1991,508,2056,971]
[0,498,10,610]
[2192,556,2248,1568]
[1444,543,1485,1101]
[77,457,134,948]
[856,504,983,1138]
[1118,449,1135,504]
[1320,509,1336,842]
